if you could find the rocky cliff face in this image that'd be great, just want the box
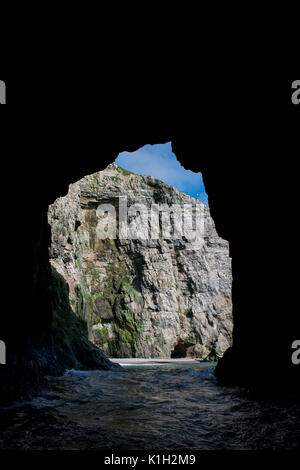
[48,163,232,360]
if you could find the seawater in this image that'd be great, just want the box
[0,363,299,450]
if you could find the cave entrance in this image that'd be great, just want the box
[47,142,233,366]
[171,341,189,359]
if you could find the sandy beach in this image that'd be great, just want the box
[109,358,207,367]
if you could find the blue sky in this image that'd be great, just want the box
[115,142,208,205]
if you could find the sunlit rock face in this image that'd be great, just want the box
[48,163,232,359]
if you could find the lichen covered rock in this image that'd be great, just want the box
[48,163,232,359]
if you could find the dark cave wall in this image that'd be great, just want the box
[1,80,299,402]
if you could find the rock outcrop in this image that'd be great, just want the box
[48,163,232,360]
